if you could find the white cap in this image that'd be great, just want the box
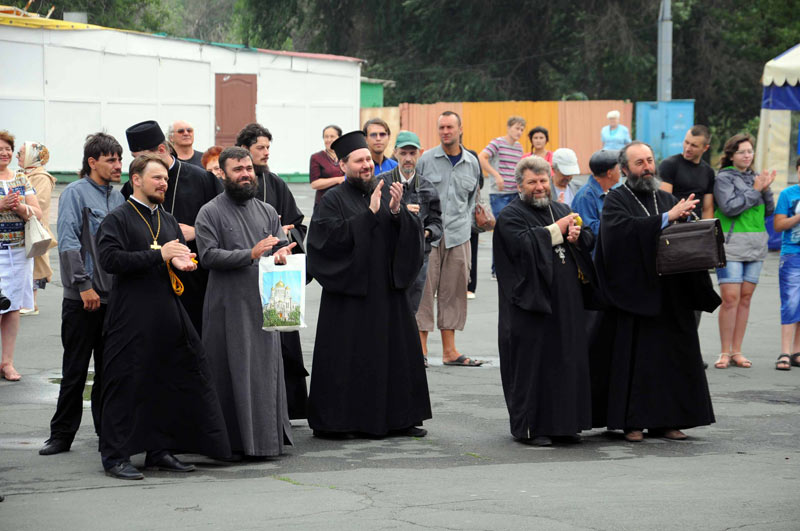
[552,148,580,176]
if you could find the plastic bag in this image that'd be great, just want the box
[259,253,307,331]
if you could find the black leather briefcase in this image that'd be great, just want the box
[656,218,727,275]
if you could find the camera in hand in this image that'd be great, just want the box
[0,289,11,311]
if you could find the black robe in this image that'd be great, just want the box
[257,169,309,420]
[122,160,222,335]
[493,198,594,439]
[306,180,431,435]
[592,185,720,431]
[97,200,230,462]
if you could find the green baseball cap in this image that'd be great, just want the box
[395,130,421,149]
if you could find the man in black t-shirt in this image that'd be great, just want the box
[659,125,715,363]
[659,125,715,219]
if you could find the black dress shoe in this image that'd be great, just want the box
[145,453,195,472]
[395,426,427,437]
[39,438,71,456]
[105,461,144,480]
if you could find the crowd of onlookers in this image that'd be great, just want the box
[1,107,799,465]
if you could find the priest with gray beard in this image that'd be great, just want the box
[493,155,596,446]
[592,141,720,443]
[195,147,296,459]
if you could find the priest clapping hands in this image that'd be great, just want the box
[160,239,197,271]
[667,193,699,221]
[273,241,297,265]
[251,235,281,259]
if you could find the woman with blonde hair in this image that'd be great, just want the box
[17,141,56,315]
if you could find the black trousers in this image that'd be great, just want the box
[468,231,479,293]
[48,298,105,442]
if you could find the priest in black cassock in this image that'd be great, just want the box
[494,155,595,446]
[593,141,719,443]
[307,131,432,438]
[97,154,230,480]
[122,120,222,336]
[235,122,309,420]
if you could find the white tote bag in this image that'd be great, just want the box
[24,205,52,258]
[259,253,307,332]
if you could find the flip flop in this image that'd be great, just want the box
[443,355,483,367]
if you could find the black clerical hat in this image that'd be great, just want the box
[126,120,165,152]
[589,149,620,176]
[331,130,368,160]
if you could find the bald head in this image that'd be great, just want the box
[169,120,195,149]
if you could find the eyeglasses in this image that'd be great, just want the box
[735,149,754,155]
[368,132,388,138]
[177,128,193,134]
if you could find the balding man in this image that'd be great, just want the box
[170,120,204,168]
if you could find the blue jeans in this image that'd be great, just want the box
[716,260,764,285]
[489,193,516,274]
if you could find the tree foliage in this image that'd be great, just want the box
[14,0,800,149]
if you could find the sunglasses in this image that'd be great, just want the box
[368,132,388,138]
[177,128,194,134]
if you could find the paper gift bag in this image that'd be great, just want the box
[259,253,307,332]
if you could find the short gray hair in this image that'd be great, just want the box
[515,155,551,187]
[606,110,620,120]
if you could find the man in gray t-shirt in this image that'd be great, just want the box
[416,111,483,367]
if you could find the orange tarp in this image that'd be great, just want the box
[461,101,560,155]
[372,99,632,172]
[558,100,633,174]
[399,102,464,151]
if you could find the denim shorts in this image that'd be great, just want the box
[779,253,800,324]
[716,260,763,285]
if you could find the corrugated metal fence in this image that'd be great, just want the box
[362,100,632,174]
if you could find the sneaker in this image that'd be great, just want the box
[466,291,476,300]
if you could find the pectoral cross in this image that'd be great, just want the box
[555,245,566,264]
[150,240,161,250]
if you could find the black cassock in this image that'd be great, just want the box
[592,185,720,431]
[493,198,594,439]
[122,160,222,335]
[257,170,309,420]
[97,201,230,462]
[306,180,432,435]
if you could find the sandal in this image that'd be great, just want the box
[0,364,21,381]
[730,353,752,368]
[714,353,730,369]
[776,354,791,371]
[790,353,800,367]
[443,354,484,367]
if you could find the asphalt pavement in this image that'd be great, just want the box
[0,183,798,530]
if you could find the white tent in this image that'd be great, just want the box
[755,43,800,188]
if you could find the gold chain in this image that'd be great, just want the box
[127,200,161,249]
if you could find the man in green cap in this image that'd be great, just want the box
[381,131,442,319]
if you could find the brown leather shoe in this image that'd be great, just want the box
[660,429,687,440]
[624,429,643,442]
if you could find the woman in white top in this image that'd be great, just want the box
[0,130,42,381]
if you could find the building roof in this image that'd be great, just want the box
[0,7,363,64]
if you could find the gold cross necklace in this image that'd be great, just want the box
[127,199,162,249]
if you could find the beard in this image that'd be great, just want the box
[625,171,661,192]
[223,176,258,202]
[520,191,550,209]
[347,175,378,194]
[145,192,165,205]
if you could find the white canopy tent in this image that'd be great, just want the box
[755,43,800,188]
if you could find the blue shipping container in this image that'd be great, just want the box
[635,100,695,161]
